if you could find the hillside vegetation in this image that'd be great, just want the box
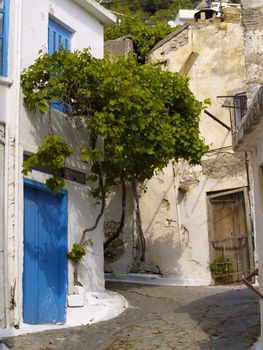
[104,0,198,24]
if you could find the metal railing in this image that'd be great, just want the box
[242,268,263,300]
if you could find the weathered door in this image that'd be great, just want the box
[23,179,68,324]
[208,189,253,283]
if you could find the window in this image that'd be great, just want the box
[48,18,72,113]
[48,18,72,54]
[234,94,247,125]
[0,0,10,76]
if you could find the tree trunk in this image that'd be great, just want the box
[104,177,127,249]
[132,178,146,262]
[79,162,105,246]
[73,262,78,286]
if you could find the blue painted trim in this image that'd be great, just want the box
[23,178,69,324]
[48,18,72,55]
[0,0,10,77]
[24,177,67,197]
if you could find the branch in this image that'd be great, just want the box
[79,162,105,246]
[132,178,146,262]
[104,176,127,249]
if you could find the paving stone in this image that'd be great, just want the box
[2,283,260,350]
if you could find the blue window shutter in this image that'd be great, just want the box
[48,19,72,113]
[0,0,10,76]
[48,19,71,55]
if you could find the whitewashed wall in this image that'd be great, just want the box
[20,0,107,296]
[21,0,104,67]
[0,0,114,330]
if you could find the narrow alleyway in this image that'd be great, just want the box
[2,282,260,350]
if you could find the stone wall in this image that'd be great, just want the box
[241,0,263,97]
[105,36,133,59]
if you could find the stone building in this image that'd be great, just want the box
[105,6,255,286]
[232,0,263,347]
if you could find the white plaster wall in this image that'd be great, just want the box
[0,85,8,123]
[138,155,248,283]
[20,109,105,294]
[104,187,135,274]
[249,143,263,345]
[19,0,107,294]
[21,0,104,68]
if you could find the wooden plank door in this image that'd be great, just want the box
[23,179,68,324]
[208,190,252,283]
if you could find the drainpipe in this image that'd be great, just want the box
[13,0,23,327]
[0,124,6,327]
[0,135,5,145]
[244,151,256,253]
[172,162,183,249]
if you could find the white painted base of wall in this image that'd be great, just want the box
[251,339,262,350]
[67,293,85,307]
[0,290,128,337]
[0,344,10,350]
[105,273,211,286]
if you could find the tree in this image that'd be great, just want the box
[104,0,195,19]
[21,49,208,281]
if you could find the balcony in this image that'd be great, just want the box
[232,86,263,150]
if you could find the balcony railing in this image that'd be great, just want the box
[232,85,263,149]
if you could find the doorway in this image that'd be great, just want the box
[23,179,68,324]
[208,188,253,284]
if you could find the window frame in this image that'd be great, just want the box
[48,18,72,55]
[0,0,10,77]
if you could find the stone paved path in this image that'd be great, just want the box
[2,282,260,350]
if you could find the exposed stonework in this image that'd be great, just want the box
[159,29,189,57]
[241,2,263,96]
[179,161,201,190]
[242,6,263,31]
[104,35,133,60]
[201,152,245,179]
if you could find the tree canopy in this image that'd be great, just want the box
[104,0,196,21]
[21,49,208,262]
[21,49,207,185]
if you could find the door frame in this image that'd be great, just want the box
[207,187,254,280]
[23,177,68,324]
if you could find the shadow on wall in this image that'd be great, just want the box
[140,173,183,277]
[105,171,184,277]
[22,109,105,292]
[104,185,135,274]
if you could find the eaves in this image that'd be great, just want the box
[73,0,116,26]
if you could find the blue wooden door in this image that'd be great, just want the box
[23,179,68,324]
